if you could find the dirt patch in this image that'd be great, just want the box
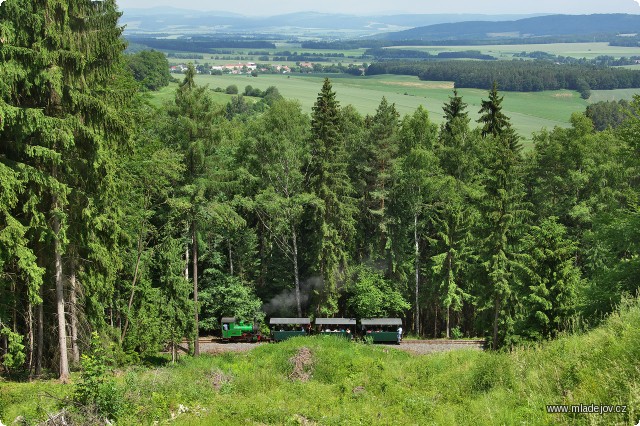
[380,81,454,89]
[288,347,314,382]
[292,414,317,425]
[552,93,573,98]
[207,369,232,391]
[352,386,366,395]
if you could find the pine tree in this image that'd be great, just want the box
[0,0,133,380]
[478,82,511,138]
[309,79,356,315]
[162,64,226,356]
[443,89,469,135]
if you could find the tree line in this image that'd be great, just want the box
[367,60,640,97]
[2,0,640,381]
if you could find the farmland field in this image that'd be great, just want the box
[385,42,640,60]
[174,73,592,141]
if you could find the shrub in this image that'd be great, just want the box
[72,333,125,422]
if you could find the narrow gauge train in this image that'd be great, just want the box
[220,317,402,344]
[220,317,263,342]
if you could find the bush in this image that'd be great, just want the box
[225,84,239,95]
[0,326,26,376]
[72,333,125,422]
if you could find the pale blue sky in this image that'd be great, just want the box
[118,0,640,15]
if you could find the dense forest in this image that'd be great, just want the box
[367,60,640,97]
[1,0,640,383]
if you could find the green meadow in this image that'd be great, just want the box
[149,71,640,142]
[2,298,639,425]
[386,42,640,60]
[175,73,591,141]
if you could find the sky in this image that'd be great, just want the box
[118,0,640,16]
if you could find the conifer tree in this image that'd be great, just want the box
[478,82,511,138]
[477,95,525,348]
[0,0,133,380]
[309,79,356,315]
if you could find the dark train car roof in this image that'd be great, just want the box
[315,318,356,325]
[221,317,236,323]
[270,317,311,325]
[361,318,402,326]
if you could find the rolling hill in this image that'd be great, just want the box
[381,13,640,41]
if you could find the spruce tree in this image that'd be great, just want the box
[478,82,511,138]
[309,79,356,315]
[473,82,528,348]
[0,0,133,380]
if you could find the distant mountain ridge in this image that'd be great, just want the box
[380,14,640,41]
[119,9,545,36]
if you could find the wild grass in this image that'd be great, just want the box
[2,299,639,425]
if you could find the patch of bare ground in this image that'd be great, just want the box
[207,369,232,391]
[552,92,573,98]
[292,414,317,425]
[288,347,313,382]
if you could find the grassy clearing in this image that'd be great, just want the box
[389,42,640,60]
[2,298,640,425]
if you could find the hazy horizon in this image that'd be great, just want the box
[118,0,640,16]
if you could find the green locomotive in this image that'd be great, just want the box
[221,317,261,342]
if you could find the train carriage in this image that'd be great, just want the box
[270,318,310,342]
[315,318,356,339]
[361,318,403,344]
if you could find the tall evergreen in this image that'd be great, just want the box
[0,0,133,380]
[443,89,469,135]
[478,82,511,138]
[309,79,356,315]
[162,64,226,356]
[476,84,526,348]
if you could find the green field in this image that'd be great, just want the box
[589,88,640,103]
[386,42,640,60]
[178,73,589,141]
[149,72,640,142]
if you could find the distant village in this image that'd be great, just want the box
[169,62,320,75]
[169,61,366,76]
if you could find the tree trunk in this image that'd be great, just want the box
[193,224,200,356]
[35,285,43,376]
[53,209,70,382]
[434,304,438,338]
[414,213,420,336]
[292,228,302,317]
[492,296,501,350]
[446,306,450,339]
[228,240,234,276]
[122,231,144,342]
[27,302,34,375]
[446,250,453,339]
[69,259,80,364]
[184,245,189,281]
